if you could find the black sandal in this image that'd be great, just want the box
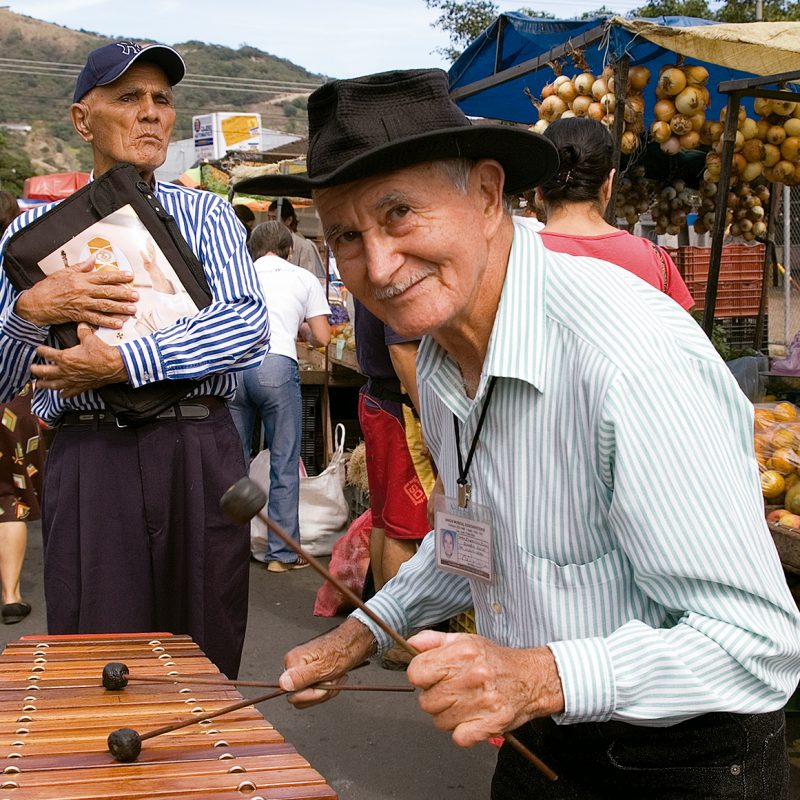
[2,602,31,625]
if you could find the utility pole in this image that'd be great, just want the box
[756,0,763,20]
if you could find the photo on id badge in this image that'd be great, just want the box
[434,493,493,582]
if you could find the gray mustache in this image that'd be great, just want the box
[372,266,436,300]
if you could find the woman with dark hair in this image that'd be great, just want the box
[0,191,45,624]
[537,117,694,310]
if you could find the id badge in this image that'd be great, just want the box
[434,492,493,583]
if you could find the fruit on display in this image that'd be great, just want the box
[755,402,800,517]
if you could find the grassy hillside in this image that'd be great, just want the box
[0,8,323,184]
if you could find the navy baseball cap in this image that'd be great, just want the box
[73,41,185,103]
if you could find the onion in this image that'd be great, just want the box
[781,135,800,162]
[742,139,765,163]
[620,131,638,154]
[574,72,595,96]
[708,121,724,141]
[553,75,571,89]
[767,125,787,145]
[666,224,681,236]
[675,86,705,116]
[740,117,759,140]
[703,212,716,229]
[557,80,577,104]
[732,153,747,174]
[660,136,681,155]
[561,110,576,119]
[739,218,754,232]
[754,97,773,117]
[773,100,797,116]
[694,220,708,234]
[764,142,781,166]
[784,118,800,137]
[748,204,766,219]
[600,92,616,113]
[541,83,555,98]
[670,114,693,135]
[679,131,701,150]
[532,119,550,134]
[539,95,567,122]
[702,181,718,197]
[658,67,687,96]
[587,102,605,121]
[753,220,768,237]
[730,222,742,237]
[684,64,709,85]
[654,99,677,122]
[689,112,706,131]
[756,119,771,140]
[572,95,592,117]
[733,130,745,152]
[650,120,672,143]
[624,94,645,122]
[601,113,614,128]
[628,65,650,91]
[774,160,795,181]
[742,161,763,182]
[720,106,747,128]
[592,78,608,100]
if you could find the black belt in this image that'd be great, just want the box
[365,377,411,406]
[57,397,226,429]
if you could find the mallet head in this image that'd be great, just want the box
[220,478,267,524]
[102,662,130,691]
[108,727,142,762]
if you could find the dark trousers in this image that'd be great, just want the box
[41,406,250,679]
[491,711,789,799]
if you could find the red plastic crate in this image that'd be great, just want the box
[677,244,765,283]
[687,279,763,317]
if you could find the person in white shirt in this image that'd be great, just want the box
[229,221,331,573]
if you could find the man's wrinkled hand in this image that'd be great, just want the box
[32,323,129,397]
[279,618,377,709]
[406,630,565,748]
[15,254,139,328]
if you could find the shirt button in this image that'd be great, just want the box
[491,602,503,614]
[730,764,742,776]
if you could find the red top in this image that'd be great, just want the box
[539,230,695,311]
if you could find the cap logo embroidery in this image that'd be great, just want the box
[115,42,141,55]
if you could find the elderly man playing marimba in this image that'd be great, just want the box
[243,69,800,799]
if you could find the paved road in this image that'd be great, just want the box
[3,523,798,798]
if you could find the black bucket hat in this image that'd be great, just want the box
[234,69,558,198]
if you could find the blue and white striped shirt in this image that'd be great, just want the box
[0,181,269,423]
[353,220,800,725]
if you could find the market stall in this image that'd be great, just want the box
[449,15,800,345]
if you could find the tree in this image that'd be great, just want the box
[631,0,713,17]
[425,0,498,61]
[632,0,800,19]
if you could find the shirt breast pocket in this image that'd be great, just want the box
[519,547,631,641]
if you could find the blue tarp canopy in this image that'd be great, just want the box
[448,14,800,126]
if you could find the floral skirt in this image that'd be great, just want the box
[0,384,45,522]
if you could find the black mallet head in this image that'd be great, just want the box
[220,478,267,524]
[102,662,130,691]
[108,728,142,762]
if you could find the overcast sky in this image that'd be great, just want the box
[11,0,642,79]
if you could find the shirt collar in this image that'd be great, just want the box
[417,219,549,417]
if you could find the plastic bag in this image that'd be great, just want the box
[754,401,800,519]
[314,509,372,617]
[299,423,349,556]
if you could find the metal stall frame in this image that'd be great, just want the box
[706,70,800,340]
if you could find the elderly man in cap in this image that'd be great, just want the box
[239,69,800,798]
[0,41,269,678]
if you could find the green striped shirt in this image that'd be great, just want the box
[352,220,800,725]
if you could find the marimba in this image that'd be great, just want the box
[0,633,338,799]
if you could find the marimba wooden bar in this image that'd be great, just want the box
[0,633,338,799]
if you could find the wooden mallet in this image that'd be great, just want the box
[102,661,414,694]
[219,476,558,783]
